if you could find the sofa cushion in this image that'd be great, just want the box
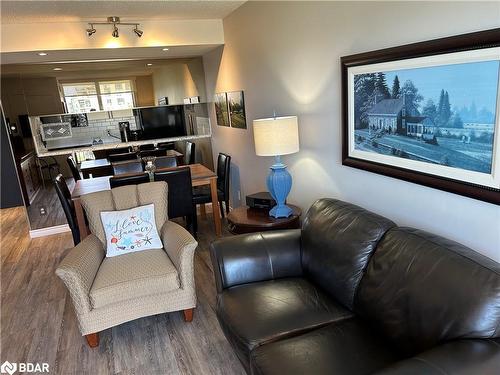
[373,338,500,375]
[301,199,395,309]
[90,249,179,309]
[355,227,500,356]
[250,318,400,375]
[216,277,353,370]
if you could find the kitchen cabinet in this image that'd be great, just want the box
[18,152,41,205]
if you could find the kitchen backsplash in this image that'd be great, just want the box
[31,113,138,154]
[71,115,138,140]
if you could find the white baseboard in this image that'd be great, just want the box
[30,224,71,238]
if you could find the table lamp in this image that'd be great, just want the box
[253,115,299,218]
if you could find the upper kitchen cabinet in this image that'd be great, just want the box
[1,75,64,125]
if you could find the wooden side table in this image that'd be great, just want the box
[227,205,302,234]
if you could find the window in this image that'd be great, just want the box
[98,80,135,111]
[62,80,135,113]
[62,82,100,113]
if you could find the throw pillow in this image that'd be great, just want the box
[100,203,163,257]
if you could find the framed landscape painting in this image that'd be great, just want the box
[341,29,500,204]
[214,92,230,127]
[227,90,247,129]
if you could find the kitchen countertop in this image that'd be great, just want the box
[36,134,211,157]
[45,137,120,151]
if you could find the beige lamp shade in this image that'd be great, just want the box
[253,116,299,156]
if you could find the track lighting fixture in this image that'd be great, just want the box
[86,24,96,36]
[86,16,143,38]
[133,28,143,37]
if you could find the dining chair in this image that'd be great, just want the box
[112,160,144,175]
[109,172,150,188]
[140,149,166,158]
[67,155,82,181]
[193,153,231,218]
[108,152,138,163]
[184,141,195,165]
[154,167,197,235]
[54,174,80,245]
[154,156,178,169]
[39,156,61,184]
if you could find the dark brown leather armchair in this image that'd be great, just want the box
[210,199,500,375]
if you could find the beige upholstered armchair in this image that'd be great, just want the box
[56,182,198,348]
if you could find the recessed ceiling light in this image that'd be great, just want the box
[37,52,48,56]
[53,67,63,71]
[162,48,169,51]
[147,63,153,66]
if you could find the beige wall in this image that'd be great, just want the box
[203,1,500,261]
[152,58,207,105]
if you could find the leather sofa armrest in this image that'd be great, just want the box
[209,229,303,293]
[161,220,198,289]
[374,339,500,375]
[55,234,105,313]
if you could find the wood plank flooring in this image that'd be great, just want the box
[0,206,245,375]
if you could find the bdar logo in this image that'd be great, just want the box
[0,361,17,375]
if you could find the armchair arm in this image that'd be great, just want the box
[55,234,105,313]
[374,339,500,375]
[160,221,198,289]
[209,229,303,293]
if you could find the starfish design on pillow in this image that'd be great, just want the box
[144,236,152,245]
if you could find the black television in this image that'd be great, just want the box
[136,105,186,140]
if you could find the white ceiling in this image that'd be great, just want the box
[0,0,246,24]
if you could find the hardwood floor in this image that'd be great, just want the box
[0,206,245,375]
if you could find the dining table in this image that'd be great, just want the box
[71,163,222,237]
[79,149,183,178]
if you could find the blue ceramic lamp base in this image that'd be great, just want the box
[266,155,293,218]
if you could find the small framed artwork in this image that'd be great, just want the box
[227,90,247,129]
[158,97,168,106]
[190,96,200,104]
[183,98,191,105]
[341,28,500,204]
[214,92,230,127]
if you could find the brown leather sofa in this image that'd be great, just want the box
[210,199,500,374]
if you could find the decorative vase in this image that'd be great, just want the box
[266,156,293,218]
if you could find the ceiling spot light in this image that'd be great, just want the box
[37,52,48,56]
[147,63,153,66]
[162,48,169,51]
[133,27,143,37]
[53,67,63,71]
[86,24,96,37]
[112,25,119,38]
